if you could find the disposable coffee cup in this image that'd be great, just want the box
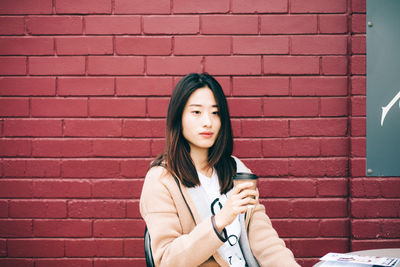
[233,173,258,207]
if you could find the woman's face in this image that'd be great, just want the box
[181,86,221,153]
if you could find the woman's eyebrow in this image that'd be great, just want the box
[188,104,219,107]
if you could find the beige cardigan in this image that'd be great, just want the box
[140,166,301,267]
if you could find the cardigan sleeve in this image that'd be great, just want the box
[140,166,225,267]
[247,202,301,267]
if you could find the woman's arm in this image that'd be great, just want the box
[140,166,224,267]
[247,203,301,267]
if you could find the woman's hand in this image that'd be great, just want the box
[214,182,258,232]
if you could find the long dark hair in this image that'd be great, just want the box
[151,73,236,194]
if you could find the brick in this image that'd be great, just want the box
[350,117,365,137]
[115,0,170,14]
[120,159,153,178]
[116,77,173,96]
[233,139,262,158]
[201,15,258,34]
[242,119,289,138]
[351,35,366,54]
[88,56,144,75]
[3,158,60,177]
[227,98,262,117]
[0,179,32,198]
[321,56,348,75]
[29,56,85,75]
[175,36,231,55]
[0,259,33,267]
[205,56,261,75]
[62,159,120,178]
[351,178,380,197]
[69,200,126,218]
[233,36,289,55]
[272,219,319,237]
[173,0,229,13]
[92,179,143,198]
[263,56,319,75]
[32,139,92,157]
[85,15,141,34]
[65,239,123,257]
[291,239,348,257]
[232,77,289,96]
[350,158,365,177]
[124,238,144,257]
[122,119,166,137]
[0,0,52,14]
[89,98,146,117]
[31,98,87,117]
[243,158,288,177]
[291,0,347,13]
[261,15,317,34]
[261,199,291,218]
[351,220,381,239]
[292,199,348,218]
[93,219,145,237]
[351,55,366,75]
[231,0,287,13]
[352,240,400,252]
[94,259,145,267]
[56,0,111,14]
[292,77,348,96]
[352,14,366,34]
[289,158,348,177]
[58,77,114,96]
[0,240,6,256]
[351,96,366,116]
[143,16,199,34]
[151,139,165,156]
[116,37,171,55]
[320,219,349,237]
[380,178,400,198]
[92,139,151,157]
[33,180,91,198]
[0,219,32,237]
[320,137,348,156]
[147,56,202,75]
[56,36,113,55]
[0,37,53,55]
[351,199,400,218]
[0,98,29,117]
[0,16,24,35]
[291,36,348,55]
[259,179,316,197]
[350,137,365,157]
[36,259,92,267]
[126,200,141,218]
[262,138,320,157]
[0,56,26,75]
[351,76,366,95]
[0,139,31,157]
[0,200,8,217]
[319,15,348,34]
[320,97,348,116]
[382,220,400,238]
[0,77,55,96]
[317,178,348,197]
[8,239,64,257]
[263,98,319,117]
[352,0,366,13]
[27,16,82,35]
[10,200,66,218]
[64,119,121,137]
[34,219,91,237]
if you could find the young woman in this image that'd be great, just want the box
[140,73,300,267]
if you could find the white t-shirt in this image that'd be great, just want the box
[187,156,250,267]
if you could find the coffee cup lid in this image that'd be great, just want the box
[233,172,258,180]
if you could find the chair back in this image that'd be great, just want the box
[144,227,155,267]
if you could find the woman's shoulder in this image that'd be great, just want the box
[145,165,172,183]
[231,155,252,173]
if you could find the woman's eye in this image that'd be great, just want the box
[191,110,201,115]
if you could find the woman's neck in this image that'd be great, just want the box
[190,147,212,178]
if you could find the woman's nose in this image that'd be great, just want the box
[202,113,212,126]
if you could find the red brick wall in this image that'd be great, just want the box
[0,0,398,266]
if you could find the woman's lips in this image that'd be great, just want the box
[200,132,213,138]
